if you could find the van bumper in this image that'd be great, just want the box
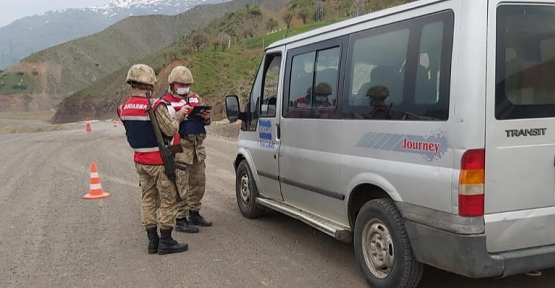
[405,220,555,278]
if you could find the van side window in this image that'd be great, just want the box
[260,56,281,118]
[247,53,281,130]
[313,47,340,109]
[495,5,555,120]
[344,28,409,120]
[287,47,340,119]
[415,21,444,105]
[343,12,453,121]
[289,52,315,110]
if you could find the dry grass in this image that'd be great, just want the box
[0,111,61,134]
[0,122,63,134]
[0,111,55,122]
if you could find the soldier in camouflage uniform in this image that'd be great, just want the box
[117,64,189,255]
[161,66,213,232]
[352,85,392,120]
[365,85,391,120]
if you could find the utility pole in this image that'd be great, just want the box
[315,0,323,22]
[9,40,14,64]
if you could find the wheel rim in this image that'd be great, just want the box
[239,172,250,205]
[361,218,395,279]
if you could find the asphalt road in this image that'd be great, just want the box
[0,120,553,288]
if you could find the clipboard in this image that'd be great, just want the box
[189,105,212,118]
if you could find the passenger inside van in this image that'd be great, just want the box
[352,85,392,120]
[294,82,334,108]
[358,65,401,103]
[366,85,392,119]
[291,82,334,118]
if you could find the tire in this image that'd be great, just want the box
[235,160,265,219]
[353,199,423,288]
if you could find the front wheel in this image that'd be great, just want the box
[354,199,423,288]
[235,160,265,219]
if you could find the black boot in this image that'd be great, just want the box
[188,211,212,227]
[158,228,188,255]
[146,227,159,255]
[175,217,199,233]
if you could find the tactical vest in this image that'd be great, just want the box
[117,95,164,165]
[161,93,206,136]
[370,104,391,119]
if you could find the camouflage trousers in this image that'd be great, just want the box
[135,163,178,229]
[175,134,207,219]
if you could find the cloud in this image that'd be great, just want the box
[0,0,111,27]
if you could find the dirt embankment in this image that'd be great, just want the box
[206,119,242,139]
[52,59,229,124]
[0,93,59,113]
[0,61,65,113]
[51,95,121,123]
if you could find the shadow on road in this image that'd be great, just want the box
[254,210,555,288]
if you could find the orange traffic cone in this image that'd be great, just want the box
[85,119,92,133]
[83,162,110,200]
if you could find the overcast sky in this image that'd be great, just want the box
[0,0,111,28]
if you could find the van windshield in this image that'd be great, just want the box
[495,5,555,120]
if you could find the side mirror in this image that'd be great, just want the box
[225,94,241,123]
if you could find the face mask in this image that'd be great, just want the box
[176,87,190,95]
[315,96,327,103]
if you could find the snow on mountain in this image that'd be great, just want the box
[91,0,217,18]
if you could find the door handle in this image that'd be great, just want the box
[276,123,281,140]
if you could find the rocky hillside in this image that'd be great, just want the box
[51,0,411,123]
[0,0,265,113]
[51,1,330,123]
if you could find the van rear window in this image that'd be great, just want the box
[496,5,555,120]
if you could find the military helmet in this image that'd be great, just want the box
[126,64,157,86]
[366,85,389,98]
[168,66,194,85]
[314,82,332,95]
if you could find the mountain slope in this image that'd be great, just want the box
[22,15,201,96]
[0,0,224,69]
[51,0,412,123]
[51,1,318,123]
[2,0,256,100]
[0,10,115,69]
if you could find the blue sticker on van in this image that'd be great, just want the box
[257,119,276,149]
[259,120,273,140]
[356,130,448,162]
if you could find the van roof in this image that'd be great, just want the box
[266,0,446,50]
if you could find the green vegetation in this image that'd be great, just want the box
[54,0,412,123]
[184,49,261,101]
[246,21,333,49]
[0,72,36,94]
[65,10,329,105]
[18,0,283,96]
[68,35,264,103]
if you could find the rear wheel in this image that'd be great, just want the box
[354,199,423,288]
[235,160,265,218]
